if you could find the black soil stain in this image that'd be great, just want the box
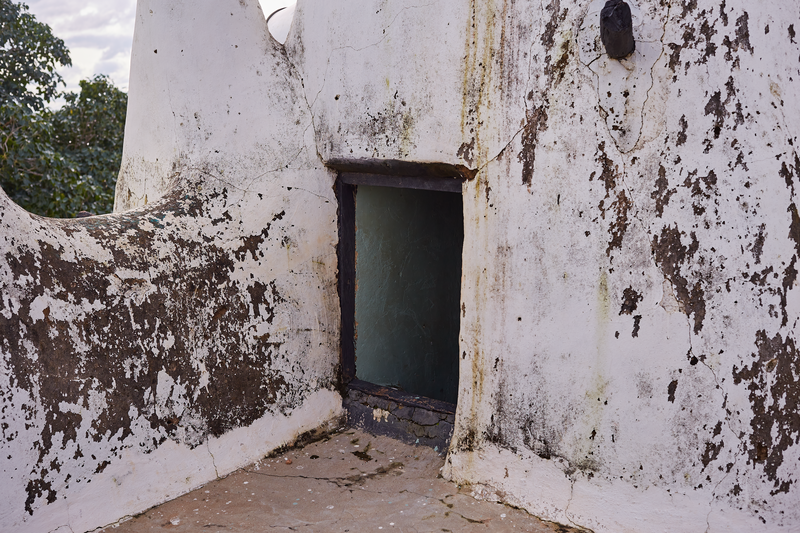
[651,225,706,333]
[444,510,487,524]
[780,257,797,328]
[246,461,405,489]
[651,164,676,217]
[735,12,752,53]
[631,315,642,337]
[750,224,766,265]
[620,287,643,315]
[696,19,718,64]
[1,187,311,515]
[606,190,631,256]
[342,462,404,487]
[352,441,373,461]
[519,106,549,187]
[732,331,800,494]
[519,0,569,188]
[676,115,688,146]
[457,138,476,167]
[788,203,800,256]
[779,153,800,196]
[700,421,725,470]
[352,450,372,461]
[701,437,724,468]
[541,0,567,51]
[592,143,630,256]
[704,91,725,140]
[667,380,678,403]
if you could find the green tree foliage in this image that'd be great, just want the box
[49,75,127,216]
[0,1,126,218]
[0,0,70,111]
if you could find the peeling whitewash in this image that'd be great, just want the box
[1,0,799,531]
[1,1,342,531]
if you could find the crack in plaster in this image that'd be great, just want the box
[352,400,452,429]
[296,78,325,167]
[617,154,649,244]
[243,145,312,193]
[243,468,394,487]
[46,524,74,533]
[771,101,798,156]
[521,0,546,113]
[399,489,491,525]
[698,355,745,533]
[298,121,321,170]
[640,9,750,524]
[262,512,362,529]
[562,477,595,533]
[633,1,673,151]
[284,186,330,202]
[681,307,746,533]
[304,2,436,111]
[288,1,436,166]
[276,41,326,168]
[478,124,526,174]
[95,515,133,531]
[563,478,577,527]
[175,145,311,198]
[245,466,492,526]
[578,1,669,154]
[207,440,220,479]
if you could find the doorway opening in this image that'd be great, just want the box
[335,163,466,447]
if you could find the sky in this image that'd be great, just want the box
[24,0,291,96]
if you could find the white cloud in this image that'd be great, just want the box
[25,0,137,93]
[24,0,293,96]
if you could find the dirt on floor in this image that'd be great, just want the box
[101,428,581,532]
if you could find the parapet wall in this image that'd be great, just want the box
[1,1,341,531]
[444,1,800,531]
[1,0,798,532]
[286,0,800,531]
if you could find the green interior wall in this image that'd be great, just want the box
[354,185,463,404]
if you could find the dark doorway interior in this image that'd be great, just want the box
[354,185,462,404]
[335,166,465,447]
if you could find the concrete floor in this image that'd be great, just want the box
[102,428,579,533]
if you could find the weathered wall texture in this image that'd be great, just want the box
[287,0,800,531]
[1,1,341,531]
[2,0,799,531]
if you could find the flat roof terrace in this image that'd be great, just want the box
[103,428,580,533]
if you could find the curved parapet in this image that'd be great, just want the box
[2,0,799,531]
[1,1,340,531]
[115,0,316,211]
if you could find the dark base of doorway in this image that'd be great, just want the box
[344,379,455,450]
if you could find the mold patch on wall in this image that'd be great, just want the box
[0,175,340,528]
[733,331,799,495]
[578,0,665,152]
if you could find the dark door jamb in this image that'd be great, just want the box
[331,160,469,446]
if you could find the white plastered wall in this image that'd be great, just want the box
[2,0,798,531]
[1,1,342,531]
[286,0,800,531]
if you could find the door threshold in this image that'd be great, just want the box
[344,379,456,449]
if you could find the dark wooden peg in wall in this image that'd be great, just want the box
[600,0,635,59]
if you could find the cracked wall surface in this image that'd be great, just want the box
[1,1,342,532]
[2,0,799,532]
[285,0,797,530]
[434,0,800,531]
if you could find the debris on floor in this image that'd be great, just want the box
[103,429,581,532]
